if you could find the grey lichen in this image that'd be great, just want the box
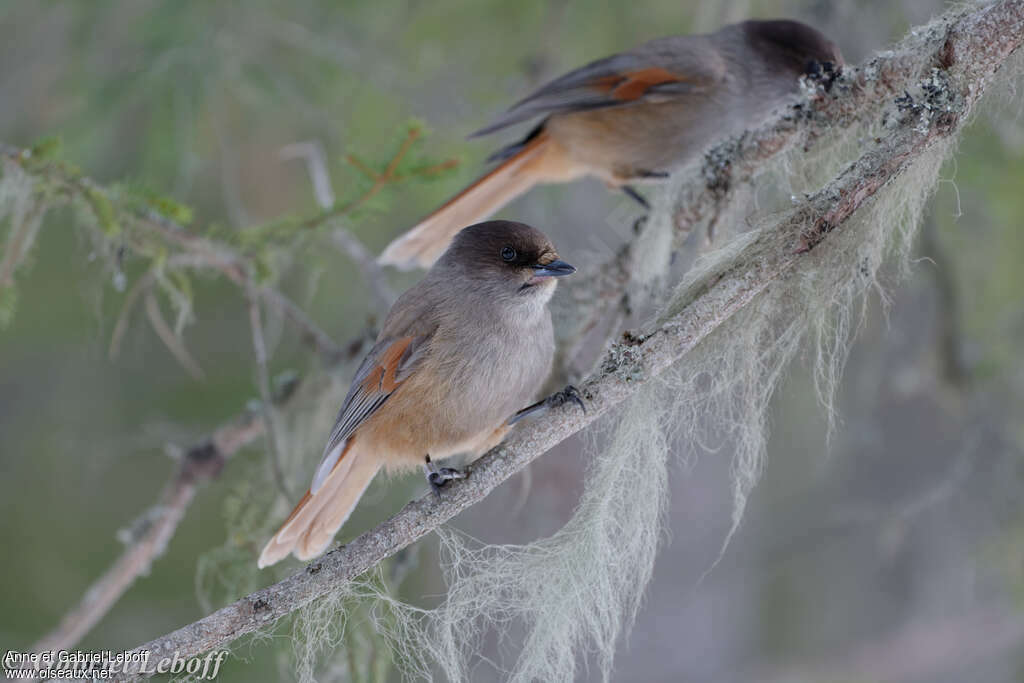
[895,67,962,134]
[600,339,647,382]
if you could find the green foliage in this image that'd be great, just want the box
[0,119,452,348]
[119,182,196,225]
[4,4,1023,682]
[84,186,120,236]
[28,135,63,162]
[235,122,458,251]
[0,157,49,327]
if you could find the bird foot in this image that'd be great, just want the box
[546,385,586,413]
[423,455,466,497]
[622,185,651,210]
[509,385,586,425]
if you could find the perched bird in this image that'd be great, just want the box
[259,220,580,567]
[379,19,842,270]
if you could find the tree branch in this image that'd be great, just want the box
[280,139,397,309]
[22,337,375,662]
[105,2,1023,674]
[256,285,345,361]
[556,0,1015,377]
[28,403,271,657]
[245,280,292,500]
[4,127,445,660]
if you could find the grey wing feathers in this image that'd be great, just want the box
[321,350,388,457]
[313,335,428,491]
[470,53,649,137]
[469,35,722,138]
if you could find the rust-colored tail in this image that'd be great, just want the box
[258,442,380,568]
[378,132,578,270]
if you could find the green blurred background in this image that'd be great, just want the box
[2,1,1023,681]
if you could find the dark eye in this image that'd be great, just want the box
[501,246,517,262]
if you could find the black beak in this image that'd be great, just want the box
[532,259,576,278]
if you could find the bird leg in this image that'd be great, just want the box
[622,176,669,232]
[508,385,586,425]
[621,185,651,210]
[423,454,466,496]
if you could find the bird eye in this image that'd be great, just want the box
[501,246,517,262]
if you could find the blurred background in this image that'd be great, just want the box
[1,1,1023,681]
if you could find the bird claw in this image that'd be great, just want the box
[508,385,586,425]
[622,185,651,210]
[548,384,586,415]
[424,455,466,497]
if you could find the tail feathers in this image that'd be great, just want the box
[258,444,381,568]
[378,132,574,270]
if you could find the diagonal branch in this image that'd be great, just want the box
[555,0,1008,378]
[108,2,1024,674]
[28,405,270,657]
[23,334,372,662]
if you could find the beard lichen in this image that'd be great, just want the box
[225,15,1012,681]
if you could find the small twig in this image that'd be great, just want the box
[28,409,268,658]
[109,269,157,359]
[279,141,336,209]
[279,137,397,308]
[246,280,291,501]
[329,227,396,307]
[145,291,205,380]
[0,191,46,289]
[123,217,344,362]
[343,154,379,181]
[258,285,344,361]
[380,126,419,179]
[294,127,426,233]
[26,327,372,656]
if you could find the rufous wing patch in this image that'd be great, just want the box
[586,67,690,102]
[609,67,689,101]
[360,336,414,394]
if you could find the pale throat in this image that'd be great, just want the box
[524,277,557,304]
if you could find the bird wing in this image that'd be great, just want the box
[310,334,429,493]
[471,36,725,137]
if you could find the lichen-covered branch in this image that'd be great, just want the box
[21,331,374,667]
[107,2,1023,674]
[28,400,273,658]
[21,325,382,662]
[4,128,448,653]
[557,0,1021,376]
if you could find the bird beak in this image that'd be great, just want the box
[531,259,576,278]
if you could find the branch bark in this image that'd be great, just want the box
[22,340,372,663]
[28,407,268,657]
[106,2,1024,676]
[557,0,1018,375]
